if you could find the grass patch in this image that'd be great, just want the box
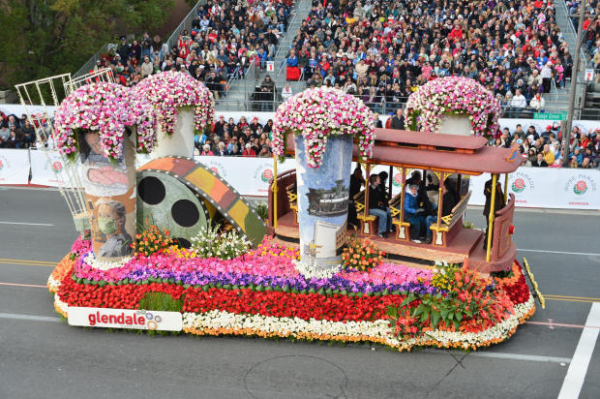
[138,292,184,312]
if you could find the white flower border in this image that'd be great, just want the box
[293,260,342,280]
[83,251,132,271]
[179,295,535,351]
[48,274,61,293]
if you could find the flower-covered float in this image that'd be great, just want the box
[406,76,502,139]
[47,81,536,351]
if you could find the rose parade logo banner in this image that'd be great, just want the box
[509,171,535,205]
[0,149,31,185]
[29,150,75,187]
[68,307,183,331]
[253,165,274,194]
[261,168,273,183]
[563,173,598,208]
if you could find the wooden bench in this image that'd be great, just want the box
[286,183,298,224]
[353,190,378,235]
[430,191,471,246]
[389,193,411,241]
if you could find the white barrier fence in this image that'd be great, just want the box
[1,149,599,210]
[2,104,599,136]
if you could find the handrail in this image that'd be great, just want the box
[557,0,590,68]
[213,92,573,114]
[166,0,207,51]
[74,43,110,78]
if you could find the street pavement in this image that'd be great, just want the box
[0,187,598,399]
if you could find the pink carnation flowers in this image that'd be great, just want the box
[134,71,214,135]
[54,82,157,161]
[271,87,375,168]
[406,77,501,139]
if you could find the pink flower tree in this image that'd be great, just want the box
[134,71,214,158]
[271,87,375,168]
[271,87,375,269]
[406,77,501,139]
[54,82,157,265]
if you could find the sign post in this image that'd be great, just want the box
[533,112,567,120]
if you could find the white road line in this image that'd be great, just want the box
[558,303,600,399]
[424,349,570,364]
[518,248,600,257]
[0,312,62,323]
[468,352,571,364]
[0,221,54,227]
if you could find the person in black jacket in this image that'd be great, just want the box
[348,166,365,229]
[390,108,405,130]
[483,177,506,249]
[368,174,392,238]
[531,153,548,167]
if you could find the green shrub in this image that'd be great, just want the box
[138,292,184,312]
[255,202,269,221]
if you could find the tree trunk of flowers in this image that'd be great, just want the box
[295,134,353,270]
[80,131,137,265]
[151,106,196,159]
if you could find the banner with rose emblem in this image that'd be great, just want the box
[470,169,600,209]
[0,149,30,185]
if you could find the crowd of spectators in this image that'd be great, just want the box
[194,114,275,157]
[93,0,293,100]
[285,0,575,116]
[491,121,600,168]
[0,112,40,149]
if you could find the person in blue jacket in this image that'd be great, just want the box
[404,184,426,243]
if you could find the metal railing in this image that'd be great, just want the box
[74,43,111,78]
[213,92,572,116]
[165,0,207,51]
[557,0,591,67]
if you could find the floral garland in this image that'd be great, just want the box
[406,77,501,139]
[271,87,375,168]
[54,82,157,161]
[133,71,214,136]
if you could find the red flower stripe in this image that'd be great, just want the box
[183,287,410,322]
[494,262,531,305]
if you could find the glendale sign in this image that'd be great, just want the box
[68,307,182,331]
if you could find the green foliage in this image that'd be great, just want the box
[388,267,503,339]
[463,220,476,229]
[254,202,269,221]
[0,0,175,86]
[138,292,184,312]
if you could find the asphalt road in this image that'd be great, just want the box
[0,187,598,399]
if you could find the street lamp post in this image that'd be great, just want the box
[563,0,588,167]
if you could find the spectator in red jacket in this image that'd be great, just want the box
[242,143,256,157]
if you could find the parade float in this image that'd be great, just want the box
[24,74,538,351]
